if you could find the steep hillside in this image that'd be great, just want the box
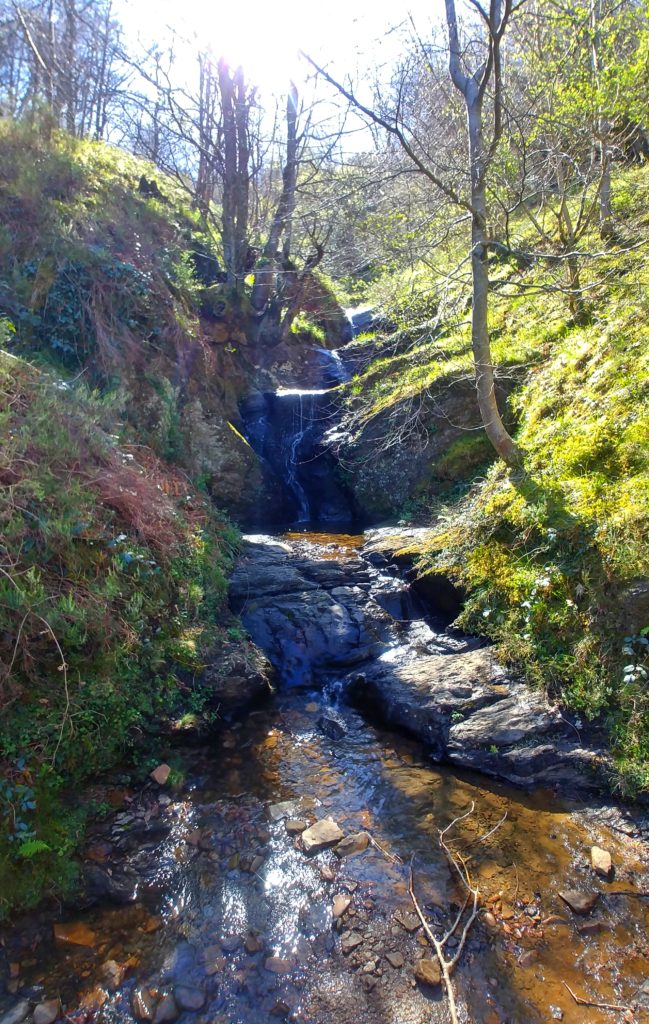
[336,166,649,792]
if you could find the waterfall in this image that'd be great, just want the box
[238,352,356,527]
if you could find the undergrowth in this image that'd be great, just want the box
[373,167,649,794]
[0,346,240,916]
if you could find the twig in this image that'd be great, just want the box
[409,863,461,1024]
[369,834,402,864]
[562,980,631,1014]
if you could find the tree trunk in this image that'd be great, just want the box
[466,85,520,468]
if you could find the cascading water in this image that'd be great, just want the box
[239,351,356,526]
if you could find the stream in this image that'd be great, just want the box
[3,343,649,1024]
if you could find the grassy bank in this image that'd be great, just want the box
[0,343,243,917]
[343,167,649,793]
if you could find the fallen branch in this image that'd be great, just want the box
[562,980,632,1014]
[408,802,506,1024]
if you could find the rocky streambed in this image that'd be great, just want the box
[230,529,608,793]
[3,529,649,1024]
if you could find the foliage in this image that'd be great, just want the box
[0,349,240,916]
[408,170,649,793]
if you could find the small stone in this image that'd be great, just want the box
[270,1001,290,1017]
[577,920,603,936]
[361,975,377,993]
[150,764,171,785]
[305,702,319,713]
[153,994,179,1024]
[0,1002,30,1024]
[591,846,613,879]
[101,960,125,991]
[519,950,537,968]
[394,909,421,933]
[550,1008,564,1020]
[320,865,336,882]
[264,957,293,974]
[301,818,344,854]
[33,1003,60,1024]
[79,987,107,1012]
[173,986,205,1012]
[53,922,97,947]
[414,959,441,987]
[132,988,155,1021]
[341,931,364,954]
[285,819,307,835]
[558,890,599,915]
[542,914,569,926]
[220,934,241,952]
[335,832,370,859]
[482,911,497,929]
[317,711,347,741]
[333,895,351,919]
[386,951,404,969]
[245,933,263,954]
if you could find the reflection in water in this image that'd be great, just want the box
[11,691,649,1024]
[5,533,649,1024]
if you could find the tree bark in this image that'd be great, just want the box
[445,0,521,468]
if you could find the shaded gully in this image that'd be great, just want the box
[3,340,649,1024]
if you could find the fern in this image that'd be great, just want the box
[17,839,51,859]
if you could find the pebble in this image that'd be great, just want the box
[285,819,308,835]
[335,832,370,858]
[245,933,264,953]
[0,1001,30,1024]
[101,959,125,991]
[385,951,404,969]
[558,890,599,915]
[132,988,155,1021]
[519,950,537,968]
[173,986,205,1012]
[394,909,421,933]
[341,931,364,955]
[153,994,178,1024]
[150,764,171,785]
[53,922,97,947]
[264,957,293,974]
[33,1004,59,1024]
[333,895,351,919]
[591,846,613,879]
[414,959,441,987]
[301,818,344,854]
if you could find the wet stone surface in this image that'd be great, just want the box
[2,690,649,1024]
[2,533,649,1024]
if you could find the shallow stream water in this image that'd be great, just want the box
[5,533,649,1024]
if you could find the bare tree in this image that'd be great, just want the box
[305,0,521,468]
